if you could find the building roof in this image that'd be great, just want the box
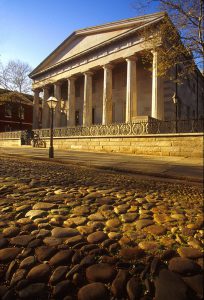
[0,88,33,106]
[30,12,165,79]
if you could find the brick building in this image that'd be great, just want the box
[0,89,34,132]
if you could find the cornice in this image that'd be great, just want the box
[30,12,165,79]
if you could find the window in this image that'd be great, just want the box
[93,79,97,93]
[187,106,190,120]
[75,82,80,97]
[75,110,80,126]
[92,108,95,124]
[121,71,126,87]
[4,103,12,117]
[178,100,182,119]
[112,73,116,89]
[18,105,25,120]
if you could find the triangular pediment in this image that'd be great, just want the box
[30,12,165,78]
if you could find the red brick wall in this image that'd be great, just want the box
[0,102,33,132]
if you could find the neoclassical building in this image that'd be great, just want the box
[30,12,203,129]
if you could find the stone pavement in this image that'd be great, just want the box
[0,146,203,184]
[0,156,203,299]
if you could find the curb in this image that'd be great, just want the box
[1,152,203,185]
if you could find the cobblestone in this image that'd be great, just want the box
[0,156,203,299]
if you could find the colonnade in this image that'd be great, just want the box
[33,51,160,129]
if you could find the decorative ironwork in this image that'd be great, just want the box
[0,131,21,139]
[0,119,203,140]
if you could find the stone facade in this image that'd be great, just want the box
[30,13,204,130]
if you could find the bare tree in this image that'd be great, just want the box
[0,60,32,94]
[133,0,204,76]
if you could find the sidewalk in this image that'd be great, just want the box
[0,146,203,184]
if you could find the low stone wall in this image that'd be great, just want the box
[44,133,202,157]
[0,139,21,147]
[0,133,202,157]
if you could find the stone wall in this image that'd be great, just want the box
[45,133,203,157]
[0,139,21,147]
[0,133,202,157]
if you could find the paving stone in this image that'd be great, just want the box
[65,235,83,246]
[135,219,154,230]
[106,218,121,228]
[0,248,21,263]
[49,250,74,266]
[10,269,27,286]
[87,231,107,243]
[25,210,47,219]
[26,263,51,282]
[138,241,159,251]
[69,216,87,225]
[52,280,73,297]
[51,227,79,238]
[77,225,95,235]
[35,246,57,262]
[121,213,138,223]
[111,269,129,297]
[126,277,142,300]
[182,274,203,299]
[88,212,105,221]
[177,247,203,259]
[49,265,68,284]
[144,224,167,235]
[154,269,189,300]
[2,226,20,238]
[10,235,34,246]
[0,238,8,249]
[78,282,109,300]
[119,247,145,260]
[168,257,201,275]
[19,256,36,269]
[43,236,63,247]
[18,283,46,298]
[86,263,116,283]
[32,202,58,210]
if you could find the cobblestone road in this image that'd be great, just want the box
[0,157,203,300]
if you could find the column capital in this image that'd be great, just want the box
[125,55,138,62]
[33,88,41,94]
[151,49,157,55]
[43,85,50,91]
[84,70,94,76]
[54,81,62,87]
[67,76,77,82]
[103,63,114,70]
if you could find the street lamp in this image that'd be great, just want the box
[172,92,178,133]
[47,96,58,158]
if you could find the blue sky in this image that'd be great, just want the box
[0,0,158,69]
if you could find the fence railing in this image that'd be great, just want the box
[0,119,203,140]
[0,130,21,139]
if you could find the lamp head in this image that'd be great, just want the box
[47,96,58,109]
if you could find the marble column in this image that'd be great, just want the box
[33,89,40,129]
[42,87,50,128]
[126,56,137,123]
[83,71,93,126]
[67,77,76,126]
[102,64,113,125]
[151,50,158,119]
[54,82,61,127]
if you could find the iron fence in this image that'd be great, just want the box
[0,119,203,140]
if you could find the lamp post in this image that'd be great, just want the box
[172,93,178,133]
[47,96,58,158]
